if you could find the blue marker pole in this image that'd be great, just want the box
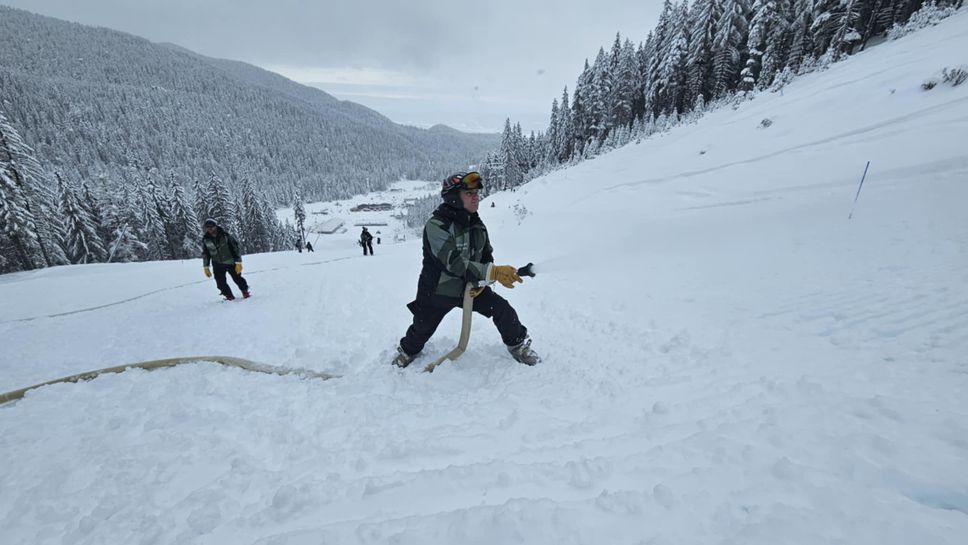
[848,161,871,220]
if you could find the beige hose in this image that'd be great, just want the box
[0,356,339,406]
[424,283,475,373]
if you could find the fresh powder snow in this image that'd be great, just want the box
[1,11,967,545]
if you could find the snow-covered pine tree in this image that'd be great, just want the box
[786,0,817,73]
[859,0,893,49]
[546,98,560,164]
[0,166,45,272]
[192,178,208,225]
[587,48,612,142]
[511,122,528,179]
[0,109,69,268]
[240,178,272,254]
[742,0,782,90]
[712,0,752,97]
[499,119,524,190]
[134,172,170,261]
[758,0,793,88]
[81,182,113,249]
[557,87,574,162]
[571,61,593,155]
[892,0,935,29]
[205,171,235,232]
[152,170,182,260]
[812,0,864,57]
[656,2,691,113]
[645,1,675,115]
[261,199,286,252]
[168,179,200,259]
[293,191,307,247]
[610,37,640,127]
[687,0,725,105]
[878,0,950,41]
[525,130,540,172]
[281,220,299,251]
[477,151,501,193]
[233,193,245,248]
[104,186,148,263]
[56,172,106,264]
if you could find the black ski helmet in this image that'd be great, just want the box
[441,171,484,208]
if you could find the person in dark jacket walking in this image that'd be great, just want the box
[392,171,540,368]
[305,241,314,252]
[361,227,374,255]
[202,218,250,300]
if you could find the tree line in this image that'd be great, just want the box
[1,109,295,273]
[478,0,962,190]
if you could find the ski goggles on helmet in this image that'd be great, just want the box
[442,171,484,195]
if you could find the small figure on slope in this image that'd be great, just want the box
[361,227,374,256]
[201,218,250,300]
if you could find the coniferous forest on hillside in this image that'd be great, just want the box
[480,0,963,191]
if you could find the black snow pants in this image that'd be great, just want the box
[213,262,249,298]
[399,287,527,356]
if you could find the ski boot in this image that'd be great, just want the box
[224,293,236,301]
[242,290,251,299]
[392,345,416,368]
[507,335,540,366]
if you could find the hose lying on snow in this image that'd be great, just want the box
[0,356,340,406]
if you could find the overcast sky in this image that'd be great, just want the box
[4,0,663,133]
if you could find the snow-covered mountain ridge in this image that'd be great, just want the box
[0,5,499,203]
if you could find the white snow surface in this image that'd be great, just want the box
[3,13,968,545]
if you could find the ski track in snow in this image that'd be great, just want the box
[600,94,968,193]
[0,255,358,325]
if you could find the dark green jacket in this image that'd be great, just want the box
[414,204,493,306]
[202,227,242,266]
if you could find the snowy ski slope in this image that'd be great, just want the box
[1,11,967,545]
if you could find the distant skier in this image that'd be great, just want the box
[201,218,250,300]
[306,241,314,252]
[391,171,539,368]
[361,227,374,256]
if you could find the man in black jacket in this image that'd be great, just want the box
[361,227,374,255]
[392,172,539,368]
[201,218,250,300]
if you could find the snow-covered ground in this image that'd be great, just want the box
[2,12,968,545]
[276,179,439,250]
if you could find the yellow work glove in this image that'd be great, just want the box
[234,262,243,274]
[469,287,485,298]
[203,266,212,278]
[489,265,522,289]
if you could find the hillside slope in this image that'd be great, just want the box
[1,10,966,545]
